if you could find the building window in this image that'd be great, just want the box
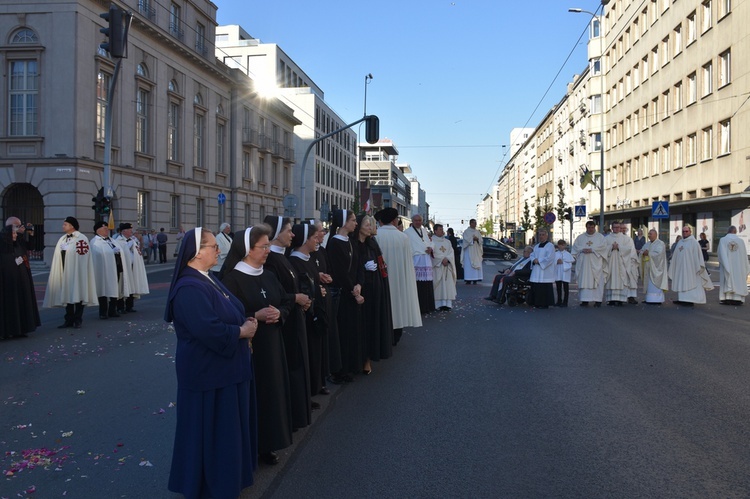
[633,109,640,133]
[702,1,712,32]
[170,195,180,229]
[9,60,39,136]
[702,126,713,160]
[591,132,602,152]
[196,198,205,227]
[673,81,683,112]
[719,119,731,155]
[272,161,279,186]
[243,151,251,179]
[193,109,206,168]
[652,149,660,176]
[674,139,683,169]
[592,58,601,75]
[169,3,183,39]
[688,72,697,104]
[216,122,225,173]
[719,50,731,87]
[137,191,149,228]
[642,153,650,178]
[662,144,671,172]
[135,88,149,153]
[168,101,180,161]
[11,28,38,44]
[651,97,659,125]
[687,133,697,165]
[592,18,600,38]
[95,71,111,142]
[195,22,206,55]
[702,61,713,97]
[719,0,731,18]
[591,94,602,114]
[651,46,659,74]
[661,37,670,66]
[259,156,265,183]
[687,11,697,44]
[662,90,671,120]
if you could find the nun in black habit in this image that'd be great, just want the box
[325,209,364,383]
[262,215,312,430]
[221,225,294,466]
[288,223,326,398]
[308,220,335,394]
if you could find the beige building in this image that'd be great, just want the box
[494,0,749,254]
[0,0,300,263]
[601,0,749,252]
[216,25,357,221]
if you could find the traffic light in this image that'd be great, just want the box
[100,197,111,216]
[564,207,573,221]
[92,193,102,213]
[365,115,379,144]
[100,5,125,58]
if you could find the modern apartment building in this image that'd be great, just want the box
[216,25,358,221]
[0,0,300,263]
[358,139,412,220]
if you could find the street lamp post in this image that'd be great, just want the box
[570,6,606,233]
[364,73,373,116]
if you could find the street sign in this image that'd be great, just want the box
[574,205,587,218]
[652,201,669,219]
[544,212,556,224]
[506,222,516,230]
[217,192,226,205]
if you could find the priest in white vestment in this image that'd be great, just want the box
[91,221,133,319]
[460,219,484,284]
[571,220,608,307]
[406,214,435,314]
[641,229,668,304]
[212,222,233,274]
[717,225,749,305]
[117,222,150,313]
[668,225,713,306]
[430,224,457,311]
[43,216,97,328]
[605,222,639,305]
[374,208,422,345]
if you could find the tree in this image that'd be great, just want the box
[520,200,532,232]
[556,179,567,222]
[533,190,554,231]
[351,189,361,215]
[479,219,493,235]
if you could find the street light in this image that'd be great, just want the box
[570,6,606,233]
[364,73,373,116]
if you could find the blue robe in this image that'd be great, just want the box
[167,268,257,499]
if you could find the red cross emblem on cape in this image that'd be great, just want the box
[76,240,90,255]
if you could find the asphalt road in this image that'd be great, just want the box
[2,260,749,498]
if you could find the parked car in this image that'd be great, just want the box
[481,237,518,260]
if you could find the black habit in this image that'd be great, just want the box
[0,226,40,338]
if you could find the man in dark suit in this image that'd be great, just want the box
[484,246,533,304]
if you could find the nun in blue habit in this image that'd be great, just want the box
[165,227,258,499]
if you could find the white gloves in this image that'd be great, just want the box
[15,256,23,266]
[364,260,377,271]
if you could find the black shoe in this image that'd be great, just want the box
[628,297,639,304]
[484,296,495,301]
[579,302,589,307]
[57,321,73,329]
[319,387,330,395]
[260,452,279,465]
[594,302,602,307]
[311,401,321,410]
[73,320,82,329]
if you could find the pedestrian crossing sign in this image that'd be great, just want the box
[574,205,586,218]
[652,201,669,219]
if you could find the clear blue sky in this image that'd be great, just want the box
[216,0,605,231]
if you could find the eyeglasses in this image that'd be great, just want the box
[253,244,271,251]
[201,244,220,251]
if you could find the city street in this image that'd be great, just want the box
[2,260,750,497]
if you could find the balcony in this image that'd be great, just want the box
[138,0,156,21]
[169,22,184,41]
[242,128,261,147]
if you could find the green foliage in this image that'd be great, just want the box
[479,219,494,235]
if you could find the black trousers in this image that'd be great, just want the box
[64,302,84,323]
[555,280,569,305]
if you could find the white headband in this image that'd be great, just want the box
[244,226,253,254]
[194,227,202,254]
[304,225,309,241]
[342,209,347,225]
[275,216,283,240]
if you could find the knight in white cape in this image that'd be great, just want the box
[717,225,749,305]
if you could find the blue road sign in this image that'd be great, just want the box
[217,192,226,205]
[574,205,586,218]
[652,201,669,219]
[544,212,556,224]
